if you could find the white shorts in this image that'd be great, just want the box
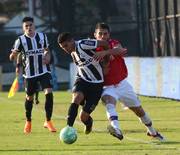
[102,79,141,107]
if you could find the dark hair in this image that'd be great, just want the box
[57,32,73,43]
[22,16,34,23]
[95,22,110,32]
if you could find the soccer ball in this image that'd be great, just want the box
[59,126,77,144]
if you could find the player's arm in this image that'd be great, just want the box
[43,48,51,64]
[93,46,127,61]
[15,53,22,75]
[110,43,127,56]
[9,49,18,61]
[10,38,22,61]
[79,39,109,50]
[43,33,51,64]
[108,47,127,56]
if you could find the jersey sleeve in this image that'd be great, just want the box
[79,39,97,50]
[12,38,23,52]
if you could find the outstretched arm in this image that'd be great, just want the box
[93,47,127,61]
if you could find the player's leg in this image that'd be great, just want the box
[101,87,123,140]
[34,91,39,104]
[35,83,40,104]
[68,91,84,126]
[67,78,85,127]
[80,82,103,134]
[24,78,36,134]
[119,79,165,141]
[129,105,165,141]
[40,73,56,132]
[79,110,93,134]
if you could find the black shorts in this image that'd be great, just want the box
[25,73,53,96]
[72,78,103,114]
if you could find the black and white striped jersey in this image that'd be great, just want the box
[71,39,104,83]
[13,32,51,78]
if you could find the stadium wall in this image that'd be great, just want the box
[69,57,180,100]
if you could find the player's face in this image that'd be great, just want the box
[22,21,35,37]
[59,39,75,54]
[94,29,110,41]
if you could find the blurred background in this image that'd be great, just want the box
[0,0,179,99]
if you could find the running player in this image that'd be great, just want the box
[9,16,56,133]
[94,22,165,142]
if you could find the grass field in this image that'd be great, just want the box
[0,91,180,155]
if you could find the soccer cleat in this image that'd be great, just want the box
[84,119,93,134]
[44,121,57,132]
[147,131,166,142]
[24,121,31,134]
[107,125,124,140]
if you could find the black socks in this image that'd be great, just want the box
[45,93,53,121]
[25,99,33,121]
[67,103,79,126]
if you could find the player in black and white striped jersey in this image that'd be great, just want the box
[9,16,56,134]
[58,32,121,134]
[13,28,51,78]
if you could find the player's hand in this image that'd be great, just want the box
[93,50,108,61]
[15,67,20,75]
[43,51,51,64]
[119,48,127,56]
[9,50,18,61]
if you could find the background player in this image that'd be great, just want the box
[9,16,56,133]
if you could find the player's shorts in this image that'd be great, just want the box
[72,78,103,114]
[102,79,141,107]
[25,73,53,96]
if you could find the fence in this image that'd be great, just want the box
[148,0,180,56]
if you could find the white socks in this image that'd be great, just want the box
[139,113,157,135]
[106,103,157,135]
[106,103,120,130]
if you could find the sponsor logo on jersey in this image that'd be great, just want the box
[81,40,95,46]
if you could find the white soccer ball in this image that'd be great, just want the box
[59,126,77,144]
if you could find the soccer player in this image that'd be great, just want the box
[94,22,165,141]
[57,32,125,134]
[9,16,56,133]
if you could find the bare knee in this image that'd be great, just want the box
[101,95,116,105]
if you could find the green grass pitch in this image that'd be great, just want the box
[0,91,180,155]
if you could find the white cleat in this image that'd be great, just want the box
[107,125,123,140]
